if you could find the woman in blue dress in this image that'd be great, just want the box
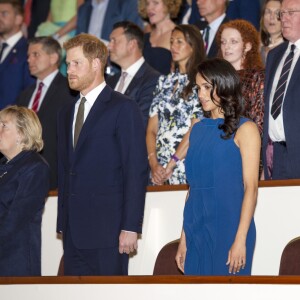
[176,58,260,275]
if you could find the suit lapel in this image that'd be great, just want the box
[74,85,112,152]
[0,37,25,72]
[38,73,61,117]
[124,62,146,97]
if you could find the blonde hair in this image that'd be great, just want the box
[138,0,182,19]
[0,106,43,152]
[63,33,108,73]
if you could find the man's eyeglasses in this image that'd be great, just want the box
[277,9,300,20]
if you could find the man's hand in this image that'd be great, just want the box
[119,231,138,254]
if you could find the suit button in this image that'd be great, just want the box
[69,171,76,175]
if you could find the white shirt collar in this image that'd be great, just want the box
[79,81,106,107]
[38,70,59,88]
[208,14,226,32]
[5,31,23,48]
[122,57,145,78]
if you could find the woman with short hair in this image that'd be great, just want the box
[0,106,50,276]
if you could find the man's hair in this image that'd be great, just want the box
[113,21,144,50]
[0,0,24,15]
[29,36,62,66]
[63,34,108,72]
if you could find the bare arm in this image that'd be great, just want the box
[146,115,166,185]
[227,121,261,274]
[175,189,190,273]
[165,118,200,178]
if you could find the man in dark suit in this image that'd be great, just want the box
[262,0,300,179]
[195,0,229,58]
[190,0,260,29]
[17,37,76,190]
[57,33,148,275]
[0,0,35,109]
[107,21,160,128]
[76,0,143,43]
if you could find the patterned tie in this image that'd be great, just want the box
[74,97,87,148]
[116,71,128,93]
[31,82,44,112]
[271,44,295,120]
[204,26,210,52]
[0,42,8,62]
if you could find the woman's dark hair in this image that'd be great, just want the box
[196,58,244,139]
[172,25,205,98]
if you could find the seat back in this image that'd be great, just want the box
[153,239,183,275]
[279,236,300,275]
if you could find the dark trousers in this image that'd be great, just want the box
[272,141,289,179]
[63,225,129,276]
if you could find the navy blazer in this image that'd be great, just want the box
[0,36,35,109]
[17,72,77,190]
[76,0,143,41]
[57,85,148,249]
[106,61,160,128]
[262,42,300,179]
[0,151,50,276]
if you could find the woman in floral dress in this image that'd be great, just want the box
[146,24,205,185]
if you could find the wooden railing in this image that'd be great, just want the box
[1,275,300,285]
[48,179,300,197]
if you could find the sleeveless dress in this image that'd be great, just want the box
[143,33,172,75]
[183,117,256,275]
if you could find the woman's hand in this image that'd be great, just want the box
[226,239,246,274]
[150,163,167,185]
[175,233,187,273]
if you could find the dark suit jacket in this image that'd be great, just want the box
[16,72,77,190]
[106,61,160,128]
[76,0,143,41]
[0,36,35,109]
[0,151,50,276]
[56,85,148,250]
[262,42,300,179]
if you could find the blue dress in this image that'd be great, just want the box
[183,117,256,275]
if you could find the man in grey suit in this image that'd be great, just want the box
[17,37,77,189]
[262,0,300,179]
[107,21,160,128]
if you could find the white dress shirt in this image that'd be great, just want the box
[115,57,145,93]
[268,40,300,142]
[88,0,109,42]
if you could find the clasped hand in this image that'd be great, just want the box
[151,163,173,185]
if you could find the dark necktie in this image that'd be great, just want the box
[0,42,8,62]
[74,97,87,148]
[32,82,44,112]
[271,44,295,120]
[116,71,128,92]
[204,26,210,51]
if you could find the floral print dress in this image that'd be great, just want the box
[149,72,203,184]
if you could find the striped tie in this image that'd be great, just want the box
[271,44,295,120]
